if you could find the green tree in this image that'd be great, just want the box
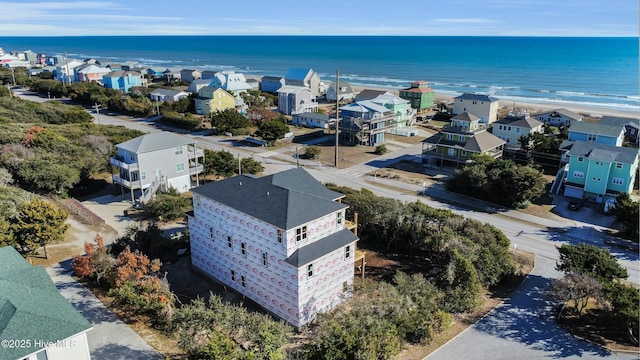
[440,248,483,312]
[204,149,236,178]
[211,108,251,134]
[609,192,639,240]
[239,157,264,175]
[555,244,628,283]
[255,120,289,141]
[146,187,191,221]
[374,144,388,155]
[605,282,640,345]
[304,146,321,159]
[11,197,69,256]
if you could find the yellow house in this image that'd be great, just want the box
[195,87,236,115]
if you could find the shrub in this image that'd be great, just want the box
[145,187,191,221]
[374,144,388,155]
[304,146,321,159]
[159,111,201,130]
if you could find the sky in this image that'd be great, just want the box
[0,0,637,37]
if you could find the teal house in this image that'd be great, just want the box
[561,141,639,202]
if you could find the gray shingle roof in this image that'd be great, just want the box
[451,112,480,122]
[454,93,499,102]
[569,121,625,138]
[600,116,640,129]
[286,229,358,267]
[293,112,330,121]
[116,132,196,154]
[150,88,185,97]
[534,108,583,120]
[0,247,92,360]
[495,115,543,129]
[567,141,639,165]
[465,131,505,152]
[192,168,347,229]
[355,89,392,101]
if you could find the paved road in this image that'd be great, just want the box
[46,263,162,360]
[427,257,639,360]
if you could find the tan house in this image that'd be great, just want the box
[452,93,499,124]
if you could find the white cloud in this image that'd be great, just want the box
[433,18,499,24]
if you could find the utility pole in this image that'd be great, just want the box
[334,69,339,167]
[93,102,101,125]
[64,51,71,85]
[238,152,241,175]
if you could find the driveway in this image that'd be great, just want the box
[46,262,162,360]
[81,194,136,238]
[426,257,639,360]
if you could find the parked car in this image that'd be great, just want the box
[568,199,585,210]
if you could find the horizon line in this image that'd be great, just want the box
[2,34,639,38]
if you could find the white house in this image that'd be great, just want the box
[54,60,84,83]
[284,68,323,96]
[326,81,356,102]
[188,168,359,328]
[452,93,499,124]
[0,246,92,360]
[492,114,544,147]
[149,88,190,102]
[180,69,202,83]
[534,108,583,127]
[209,70,252,93]
[277,85,318,115]
[75,64,110,84]
[110,132,205,203]
[291,112,332,129]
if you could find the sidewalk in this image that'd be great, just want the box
[46,262,161,360]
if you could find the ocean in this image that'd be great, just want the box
[1,36,638,111]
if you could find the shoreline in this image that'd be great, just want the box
[345,84,639,119]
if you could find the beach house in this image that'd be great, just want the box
[277,85,317,115]
[567,122,625,146]
[452,93,499,124]
[110,132,204,203]
[338,100,395,146]
[260,76,285,93]
[291,112,332,129]
[0,246,93,360]
[149,88,190,103]
[534,108,583,127]
[188,168,360,328]
[560,141,639,202]
[195,87,236,115]
[54,60,84,83]
[209,70,252,93]
[399,81,435,112]
[284,68,323,96]
[422,112,505,166]
[75,64,111,84]
[355,89,393,102]
[102,70,144,93]
[600,116,640,145]
[180,69,202,83]
[326,81,355,102]
[370,93,415,128]
[492,114,544,148]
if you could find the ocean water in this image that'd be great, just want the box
[1,36,638,111]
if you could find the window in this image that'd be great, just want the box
[461,150,467,156]
[231,270,236,281]
[448,148,455,156]
[209,227,214,239]
[498,125,503,130]
[577,156,584,162]
[262,252,268,267]
[516,128,520,133]
[612,178,624,185]
[227,236,233,248]
[573,171,584,179]
[277,229,283,243]
[595,161,603,166]
[588,134,597,141]
[337,212,343,225]
[196,195,201,207]
[241,242,246,255]
[296,226,307,242]
[241,275,246,287]
[307,264,313,277]
[175,146,183,155]
[446,133,453,140]
[176,163,185,172]
[345,245,351,259]
[616,162,623,169]
[140,171,146,180]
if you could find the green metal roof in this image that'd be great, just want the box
[0,247,92,360]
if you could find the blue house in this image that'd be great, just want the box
[338,101,394,146]
[103,70,143,93]
[568,121,624,146]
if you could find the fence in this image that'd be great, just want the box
[51,196,105,225]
